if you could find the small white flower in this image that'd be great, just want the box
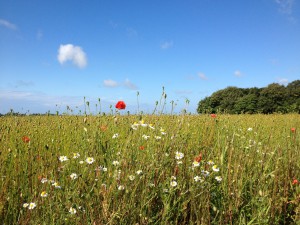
[202,170,210,177]
[85,157,95,164]
[171,176,176,180]
[112,160,120,166]
[23,203,29,208]
[59,156,68,162]
[154,136,161,140]
[136,170,143,175]
[212,165,220,172]
[52,182,61,189]
[112,133,119,139]
[40,191,48,197]
[215,176,222,182]
[131,123,139,130]
[142,134,150,140]
[149,124,155,130]
[207,160,214,165]
[247,127,253,132]
[194,176,203,182]
[118,185,125,190]
[175,151,184,160]
[79,160,84,164]
[102,167,108,172]
[128,175,135,181]
[73,153,80,159]
[70,173,78,180]
[41,178,48,183]
[69,207,77,214]
[28,202,36,210]
[192,161,200,167]
[170,181,177,187]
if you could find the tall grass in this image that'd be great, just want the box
[0,113,299,224]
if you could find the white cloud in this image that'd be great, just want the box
[198,72,208,80]
[161,41,173,50]
[275,0,294,15]
[0,19,17,30]
[103,78,138,90]
[234,70,242,77]
[277,78,289,85]
[57,44,87,68]
[103,79,119,87]
[124,78,138,90]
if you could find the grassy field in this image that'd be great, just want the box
[0,113,299,224]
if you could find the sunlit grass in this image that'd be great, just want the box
[0,113,299,224]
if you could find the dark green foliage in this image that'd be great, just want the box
[197,80,300,114]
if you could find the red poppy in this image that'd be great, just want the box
[139,146,145,150]
[291,127,296,133]
[292,179,298,185]
[210,114,217,118]
[22,136,30,143]
[194,153,202,163]
[115,101,126,110]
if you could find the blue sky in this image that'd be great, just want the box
[0,0,299,114]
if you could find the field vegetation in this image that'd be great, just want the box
[0,112,299,224]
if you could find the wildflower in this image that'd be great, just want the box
[139,146,145,150]
[41,178,48,184]
[160,128,166,135]
[115,101,126,110]
[139,120,148,127]
[207,160,214,165]
[70,173,78,180]
[85,157,95,164]
[100,125,107,131]
[192,161,200,167]
[22,136,30,143]
[215,176,222,182]
[149,124,155,130]
[291,127,296,133]
[79,160,84,164]
[73,153,80,159]
[247,127,253,132]
[194,153,202,163]
[194,176,203,182]
[175,151,184,160]
[136,170,143,175]
[23,203,29,208]
[40,191,48,197]
[102,167,107,172]
[69,207,77,214]
[112,133,119,139]
[292,179,298,185]
[59,156,69,162]
[142,134,150,140]
[28,202,36,210]
[118,185,125,190]
[154,136,161,140]
[210,114,217,118]
[128,175,135,181]
[170,181,177,187]
[212,165,220,172]
[131,123,139,130]
[84,127,88,132]
[171,176,176,180]
[202,170,210,177]
[52,182,61,189]
[112,160,120,166]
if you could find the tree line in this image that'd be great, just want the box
[197,80,300,114]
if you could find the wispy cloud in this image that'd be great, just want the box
[103,78,138,90]
[198,72,208,80]
[174,90,193,95]
[57,44,87,68]
[277,78,289,85]
[161,41,173,50]
[124,78,138,90]
[0,19,17,30]
[14,80,35,88]
[275,0,294,14]
[275,0,296,22]
[103,79,119,88]
[234,70,243,77]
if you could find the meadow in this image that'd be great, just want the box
[0,113,299,224]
